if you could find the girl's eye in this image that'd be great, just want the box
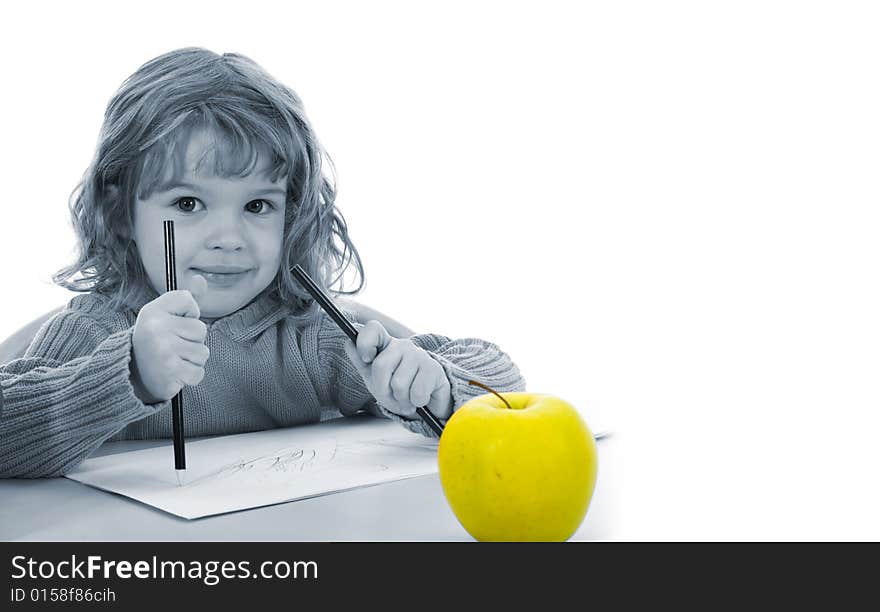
[175,197,201,213]
[172,197,272,214]
[245,200,272,214]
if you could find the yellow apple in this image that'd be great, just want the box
[438,389,598,542]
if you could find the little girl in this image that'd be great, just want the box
[0,47,525,478]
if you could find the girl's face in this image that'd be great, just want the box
[133,129,287,320]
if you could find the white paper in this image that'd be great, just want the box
[65,416,440,520]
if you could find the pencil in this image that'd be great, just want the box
[163,220,187,482]
[291,264,445,437]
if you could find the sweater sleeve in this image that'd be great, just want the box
[0,310,167,478]
[315,311,527,439]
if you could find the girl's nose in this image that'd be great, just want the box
[204,213,246,251]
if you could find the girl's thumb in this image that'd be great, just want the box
[189,274,208,305]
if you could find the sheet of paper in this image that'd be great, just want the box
[65,416,440,520]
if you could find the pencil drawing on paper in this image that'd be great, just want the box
[184,438,339,487]
[179,435,439,488]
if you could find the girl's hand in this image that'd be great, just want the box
[344,320,453,421]
[130,275,210,404]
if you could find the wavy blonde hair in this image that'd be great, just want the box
[54,47,365,325]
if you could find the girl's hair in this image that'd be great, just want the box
[54,47,365,325]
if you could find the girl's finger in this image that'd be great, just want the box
[172,317,208,342]
[411,367,439,408]
[187,274,208,305]
[176,359,205,387]
[158,289,201,318]
[176,338,210,367]
[344,340,370,378]
[371,341,403,396]
[356,320,392,364]
[390,358,420,405]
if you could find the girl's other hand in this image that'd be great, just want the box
[344,320,453,421]
[130,275,209,404]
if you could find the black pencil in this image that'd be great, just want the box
[163,220,187,483]
[291,264,445,437]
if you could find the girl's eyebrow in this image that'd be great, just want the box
[156,180,286,198]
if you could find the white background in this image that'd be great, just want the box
[1,1,878,539]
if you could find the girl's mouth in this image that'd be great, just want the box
[191,268,253,288]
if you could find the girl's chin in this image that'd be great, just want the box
[198,296,257,321]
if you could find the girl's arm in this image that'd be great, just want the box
[0,310,166,478]
[313,303,526,438]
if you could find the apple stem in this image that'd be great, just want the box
[467,380,512,409]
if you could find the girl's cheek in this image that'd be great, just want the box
[265,223,286,259]
[268,242,284,270]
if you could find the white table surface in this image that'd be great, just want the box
[0,435,614,541]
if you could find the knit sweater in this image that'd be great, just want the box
[0,290,526,478]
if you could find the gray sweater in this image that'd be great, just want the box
[0,291,526,478]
